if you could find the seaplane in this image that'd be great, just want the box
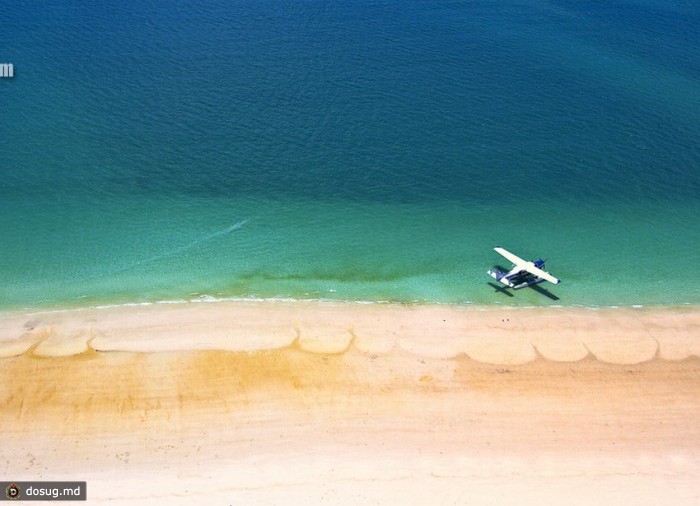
[487,247,561,290]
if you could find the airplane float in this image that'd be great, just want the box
[487,247,561,290]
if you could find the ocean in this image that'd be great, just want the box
[1,0,699,310]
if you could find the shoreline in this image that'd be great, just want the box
[4,292,700,317]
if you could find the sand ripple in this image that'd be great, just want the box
[0,302,698,365]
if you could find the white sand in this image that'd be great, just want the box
[1,300,698,504]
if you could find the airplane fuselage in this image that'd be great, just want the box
[487,259,547,289]
[488,268,545,289]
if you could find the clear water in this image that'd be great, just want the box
[1,0,699,309]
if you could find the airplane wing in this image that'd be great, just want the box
[494,247,527,267]
[523,263,560,285]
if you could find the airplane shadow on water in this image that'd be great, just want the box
[528,283,560,301]
[486,282,560,301]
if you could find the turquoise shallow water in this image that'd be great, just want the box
[1,0,699,310]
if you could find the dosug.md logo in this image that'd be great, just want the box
[5,482,20,500]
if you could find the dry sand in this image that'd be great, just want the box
[1,300,699,504]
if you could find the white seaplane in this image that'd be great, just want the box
[487,247,561,290]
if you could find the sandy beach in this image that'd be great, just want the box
[1,300,699,504]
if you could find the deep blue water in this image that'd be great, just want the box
[1,0,699,309]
